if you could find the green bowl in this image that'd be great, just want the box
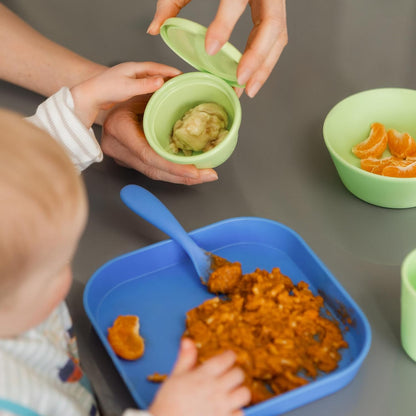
[323,88,416,208]
[143,72,241,169]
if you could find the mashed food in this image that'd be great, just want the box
[184,258,348,405]
[170,102,229,156]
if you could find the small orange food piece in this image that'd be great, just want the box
[382,159,416,178]
[387,129,416,158]
[108,315,145,360]
[352,122,387,159]
[147,373,168,383]
[360,156,402,175]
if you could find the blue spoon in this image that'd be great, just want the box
[120,184,212,283]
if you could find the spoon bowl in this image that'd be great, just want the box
[120,184,212,283]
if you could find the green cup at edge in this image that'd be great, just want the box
[401,248,416,361]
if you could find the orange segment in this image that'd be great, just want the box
[387,129,416,158]
[382,160,416,178]
[360,156,401,175]
[352,122,387,159]
[108,315,145,360]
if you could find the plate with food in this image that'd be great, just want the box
[83,216,371,416]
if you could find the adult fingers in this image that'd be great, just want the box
[104,108,197,178]
[147,0,192,35]
[243,33,287,97]
[237,0,288,95]
[234,87,244,97]
[101,100,218,184]
[101,127,218,185]
[170,338,198,376]
[205,0,248,55]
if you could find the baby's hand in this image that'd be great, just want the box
[70,62,181,128]
[148,338,251,416]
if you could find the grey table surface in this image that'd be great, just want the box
[2,0,416,415]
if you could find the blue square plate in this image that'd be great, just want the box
[83,217,371,416]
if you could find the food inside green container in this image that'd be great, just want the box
[169,102,229,156]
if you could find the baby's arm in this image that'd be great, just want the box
[123,338,251,416]
[27,62,180,171]
[70,62,181,128]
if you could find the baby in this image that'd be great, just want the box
[0,63,250,416]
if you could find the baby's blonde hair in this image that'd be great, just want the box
[0,109,87,300]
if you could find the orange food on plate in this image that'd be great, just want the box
[382,159,416,178]
[147,372,168,383]
[387,129,416,159]
[108,315,145,360]
[352,122,387,159]
[184,258,348,405]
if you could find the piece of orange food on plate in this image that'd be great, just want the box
[352,122,387,159]
[108,315,145,360]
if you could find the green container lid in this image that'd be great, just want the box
[160,17,244,88]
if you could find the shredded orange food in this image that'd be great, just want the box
[184,257,348,405]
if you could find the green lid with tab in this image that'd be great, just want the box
[160,17,244,88]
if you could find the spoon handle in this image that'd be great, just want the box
[120,184,203,258]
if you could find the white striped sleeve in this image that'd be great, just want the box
[26,87,103,172]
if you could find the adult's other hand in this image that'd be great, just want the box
[147,0,288,98]
[101,96,219,185]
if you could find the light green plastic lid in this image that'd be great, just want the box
[160,17,244,88]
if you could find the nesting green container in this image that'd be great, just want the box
[143,18,243,168]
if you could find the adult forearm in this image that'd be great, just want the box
[0,4,106,97]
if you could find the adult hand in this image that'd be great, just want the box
[100,95,219,185]
[147,0,288,98]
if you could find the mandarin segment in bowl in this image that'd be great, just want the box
[353,124,416,178]
[360,156,396,174]
[360,156,409,175]
[387,129,416,158]
[382,160,416,178]
[352,122,387,159]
